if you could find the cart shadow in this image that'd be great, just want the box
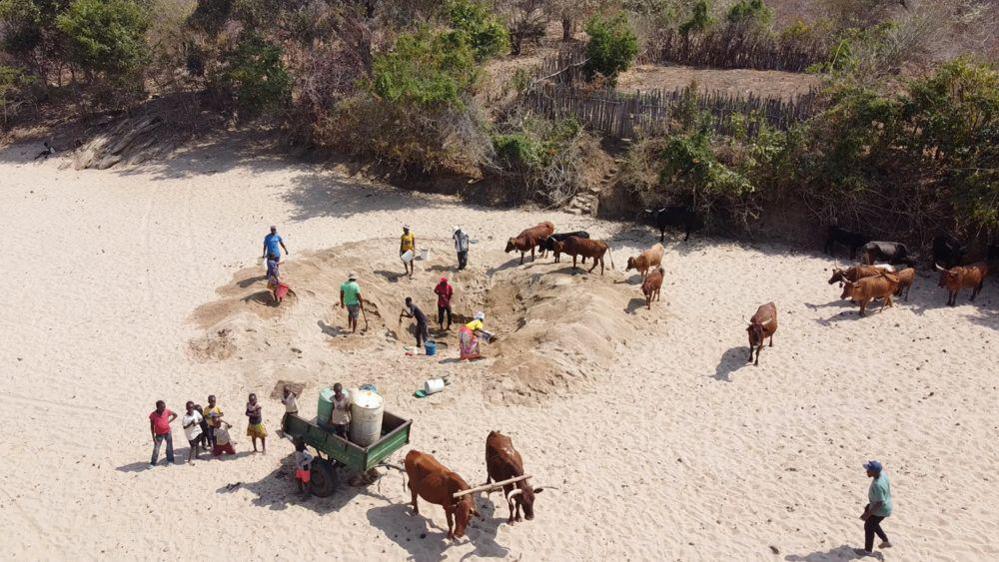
[220,460,383,514]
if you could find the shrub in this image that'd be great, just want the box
[447,0,509,61]
[371,28,479,108]
[492,116,585,204]
[56,0,150,80]
[726,0,772,29]
[211,33,292,117]
[0,64,34,122]
[584,13,639,83]
[679,0,713,35]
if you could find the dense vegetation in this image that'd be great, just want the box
[0,0,995,243]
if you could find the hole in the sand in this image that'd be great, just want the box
[187,240,654,404]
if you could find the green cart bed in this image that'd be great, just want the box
[281,411,412,497]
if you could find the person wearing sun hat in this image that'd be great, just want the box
[855,460,893,556]
[340,271,363,334]
[459,311,487,360]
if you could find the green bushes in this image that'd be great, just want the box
[584,14,639,83]
[726,0,772,29]
[372,28,479,108]
[679,0,713,35]
[56,0,149,80]
[210,33,291,117]
[447,0,509,61]
[492,116,586,204]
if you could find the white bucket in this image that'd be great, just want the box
[419,248,430,261]
[401,250,415,263]
[424,378,446,395]
[349,389,384,447]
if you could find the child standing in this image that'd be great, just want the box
[294,439,314,496]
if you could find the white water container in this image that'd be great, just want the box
[349,389,384,447]
[424,378,446,394]
[401,250,415,263]
[419,248,430,261]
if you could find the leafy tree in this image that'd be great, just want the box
[56,0,150,80]
[212,33,292,116]
[447,0,509,61]
[726,0,772,29]
[371,28,479,108]
[583,13,638,83]
[679,0,713,35]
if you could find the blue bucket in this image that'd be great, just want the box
[425,341,437,356]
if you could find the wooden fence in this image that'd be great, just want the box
[640,29,826,73]
[524,83,818,139]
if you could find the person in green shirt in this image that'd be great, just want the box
[339,272,364,334]
[855,460,893,556]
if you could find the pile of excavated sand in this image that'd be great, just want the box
[188,238,652,404]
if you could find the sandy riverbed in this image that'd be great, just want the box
[1,136,997,561]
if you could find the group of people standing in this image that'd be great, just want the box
[147,394,267,465]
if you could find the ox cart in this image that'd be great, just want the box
[281,412,412,497]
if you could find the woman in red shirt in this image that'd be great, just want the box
[148,400,177,466]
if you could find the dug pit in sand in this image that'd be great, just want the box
[187,238,654,404]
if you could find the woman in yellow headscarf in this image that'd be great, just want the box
[459,311,486,360]
[400,225,416,278]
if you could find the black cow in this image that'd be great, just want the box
[539,231,590,263]
[824,226,870,260]
[932,234,967,270]
[645,207,703,242]
[861,241,913,266]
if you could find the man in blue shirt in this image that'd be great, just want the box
[262,225,288,261]
[856,460,893,556]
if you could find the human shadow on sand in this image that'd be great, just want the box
[365,497,509,562]
[374,269,405,283]
[785,544,882,561]
[318,320,350,337]
[713,346,752,382]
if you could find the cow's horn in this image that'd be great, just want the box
[506,489,523,501]
[934,263,946,272]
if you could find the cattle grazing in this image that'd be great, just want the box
[645,206,703,242]
[827,264,893,287]
[841,270,900,316]
[893,267,916,301]
[932,234,967,270]
[641,267,664,309]
[404,450,480,540]
[824,226,871,260]
[746,302,778,366]
[553,236,614,275]
[539,231,589,262]
[936,262,988,306]
[861,241,913,266]
[505,222,556,264]
[485,431,543,524]
[626,243,665,279]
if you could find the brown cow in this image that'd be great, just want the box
[936,262,988,306]
[893,267,915,301]
[485,431,543,524]
[841,270,900,316]
[404,450,480,540]
[505,222,555,264]
[553,236,614,275]
[828,264,893,287]
[746,302,777,366]
[626,243,665,279]
[641,267,664,309]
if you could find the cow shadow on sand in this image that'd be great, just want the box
[366,497,509,562]
[624,297,647,315]
[785,544,882,561]
[713,346,752,382]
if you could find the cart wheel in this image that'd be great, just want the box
[310,459,338,498]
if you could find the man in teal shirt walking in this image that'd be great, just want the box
[856,460,893,556]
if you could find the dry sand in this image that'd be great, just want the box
[1,135,997,561]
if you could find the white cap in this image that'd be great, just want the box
[474,311,485,321]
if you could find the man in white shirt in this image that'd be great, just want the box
[282,386,299,416]
[182,401,204,463]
